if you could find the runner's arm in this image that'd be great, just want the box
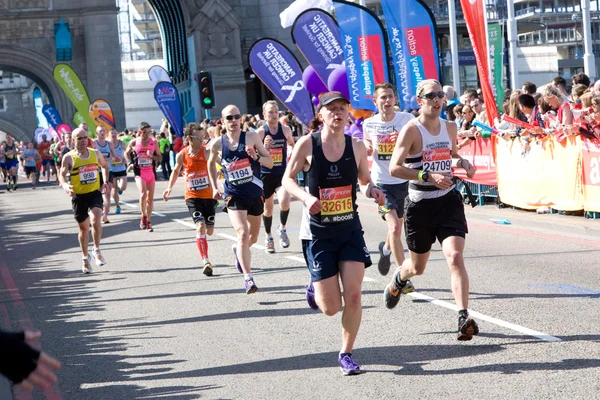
[58,154,72,188]
[354,139,384,204]
[448,121,476,177]
[283,125,295,148]
[282,135,311,203]
[167,151,184,190]
[124,141,134,165]
[95,149,109,184]
[153,139,162,162]
[207,139,222,194]
[248,131,273,169]
[109,141,118,160]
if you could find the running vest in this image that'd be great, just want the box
[134,137,156,170]
[96,140,111,162]
[110,140,126,172]
[38,141,52,160]
[69,149,101,194]
[260,122,287,175]
[4,143,17,160]
[24,149,37,167]
[307,132,361,239]
[183,146,212,200]
[404,119,455,202]
[220,131,263,198]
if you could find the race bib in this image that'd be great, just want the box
[187,170,210,191]
[79,164,98,185]
[138,155,153,167]
[226,158,253,185]
[26,156,35,163]
[376,134,396,160]
[102,152,110,160]
[269,148,283,167]
[422,148,452,173]
[319,185,354,224]
[111,158,122,166]
[43,148,50,156]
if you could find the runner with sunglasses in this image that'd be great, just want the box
[59,127,109,274]
[208,105,273,294]
[163,123,217,276]
[384,79,480,341]
[255,100,296,254]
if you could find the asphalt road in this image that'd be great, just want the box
[1,177,600,400]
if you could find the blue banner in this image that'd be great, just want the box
[291,9,344,88]
[381,0,439,110]
[333,0,389,111]
[154,82,183,137]
[42,105,62,129]
[249,38,314,125]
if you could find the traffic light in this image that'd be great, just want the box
[199,71,216,109]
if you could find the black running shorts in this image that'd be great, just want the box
[71,190,103,223]
[186,198,217,226]
[260,174,284,199]
[225,195,264,216]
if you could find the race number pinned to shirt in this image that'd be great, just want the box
[187,170,210,191]
[422,148,452,173]
[79,165,98,185]
[377,134,396,160]
[319,185,354,224]
[269,148,283,167]
[111,158,122,166]
[138,155,153,167]
[226,158,253,185]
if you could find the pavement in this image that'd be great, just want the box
[1,177,600,399]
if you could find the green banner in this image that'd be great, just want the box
[74,112,85,126]
[54,64,97,136]
[488,23,504,112]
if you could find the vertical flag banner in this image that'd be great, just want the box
[148,65,171,87]
[89,99,115,130]
[154,81,183,137]
[74,112,85,127]
[56,123,72,138]
[249,38,314,125]
[333,0,390,111]
[33,88,49,129]
[42,105,62,129]
[291,9,344,87]
[53,64,97,135]
[459,0,498,123]
[380,0,439,110]
[488,23,505,112]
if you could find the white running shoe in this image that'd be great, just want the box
[82,255,92,274]
[278,226,290,248]
[91,248,106,266]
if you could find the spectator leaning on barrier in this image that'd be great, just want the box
[518,93,543,128]
[543,85,573,125]
[551,76,570,102]
[471,98,488,125]
[571,84,589,109]
[453,103,465,128]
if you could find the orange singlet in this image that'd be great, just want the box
[182,146,213,200]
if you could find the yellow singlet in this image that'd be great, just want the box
[69,148,100,195]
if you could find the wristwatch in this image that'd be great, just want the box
[421,171,429,182]
[255,153,261,162]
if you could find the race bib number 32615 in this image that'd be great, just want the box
[319,185,354,224]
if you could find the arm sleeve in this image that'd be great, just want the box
[0,330,41,384]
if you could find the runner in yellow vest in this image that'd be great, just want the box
[59,127,110,274]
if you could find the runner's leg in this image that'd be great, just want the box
[441,236,469,309]
[339,261,364,354]
[228,209,252,274]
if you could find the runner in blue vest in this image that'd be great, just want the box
[208,104,273,294]
[92,126,120,223]
[255,100,296,253]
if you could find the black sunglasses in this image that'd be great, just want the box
[419,91,445,100]
[75,136,88,141]
[225,114,242,121]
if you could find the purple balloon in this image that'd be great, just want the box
[327,66,350,100]
[302,66,328,95]
[312,95,320,107]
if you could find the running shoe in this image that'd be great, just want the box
[244,277,258,294]
[12,184,17,191]
[6,181,11,191]
[305,281,319,310]
[278,226,290,248]
[91,248,106,266]
[457,314,480,341]
[383,268,414,309]
[118,189,123,195]
[140,216,147,230]
[115,206,121,214]
[377,241,392,276]
[102,214,110,224]
[146,221,154,232]
[82,255,92,274]
[338,354,361,376]
[231,244,242,273]
[202,261,213,277]
[265,237,275,254]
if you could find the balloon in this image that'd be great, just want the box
[327,66,350,100]
[302,66,328,95]
[355,117,364,130]
[312,95,320,107]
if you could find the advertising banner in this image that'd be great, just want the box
[53,64,97,134]
[148,65,171,87]
[89,99,115,130]
[581,138,600,212]
[488,23,505,112]
[459,0,498,124]
[42,105,62,129]
[56,123,72,137]
[380,0,439,110]
[291,9,344,88]
[454,137,497,185]
[249,38,314,125]
[333,0,389,111]
[154,81,183,137]
[496,136,583,211]
[74,112,85,127]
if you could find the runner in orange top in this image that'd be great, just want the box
[163,123,217,276]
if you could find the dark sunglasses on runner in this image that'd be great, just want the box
[419,91,445,100]
[75,136,88,141]
[225,114,242,121]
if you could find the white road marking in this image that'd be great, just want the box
[407,291,561,342]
